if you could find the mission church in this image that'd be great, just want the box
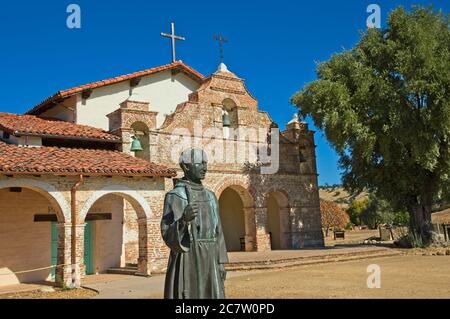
[0,26,323,288]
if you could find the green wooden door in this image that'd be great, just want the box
[50,222,58,281]
[84,221,94,275]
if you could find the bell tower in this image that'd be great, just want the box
[107,93,158,160]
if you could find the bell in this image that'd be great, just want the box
[130,136,143,152]
[222,112,231,127]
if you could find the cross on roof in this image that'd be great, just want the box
[161,23,186,63]
[213,34,228,64]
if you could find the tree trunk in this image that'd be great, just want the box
[409,202,433,245]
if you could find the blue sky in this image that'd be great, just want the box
[0,0,448,185]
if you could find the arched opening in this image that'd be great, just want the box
[79,186,151,276]
[218,185,254,252]
[130,121,150,161]
[222,99,238,140]
[0,186,65,287]
[267,191,290,250]
[83,194,126,274]
[222,98,238,127]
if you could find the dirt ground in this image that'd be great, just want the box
[0,287,97,299]
[324,229,380,246]
[225,255,450,298]
[3,253,449,299]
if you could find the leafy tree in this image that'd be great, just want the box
[360,202,384,229]
[291,6,450,244]
[392,209,410,227]
[347,199,368,226]
[360,193,409,228]
[320,200,350,236]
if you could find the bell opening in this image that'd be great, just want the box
[222,112,231,128]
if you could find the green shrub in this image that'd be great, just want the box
[395,230,426,248]
[344,222,353,230]
[347,199,368,226]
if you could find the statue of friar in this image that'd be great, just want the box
[161,148,228,299]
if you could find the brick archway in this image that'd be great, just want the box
[0,178,70,287]
[79,185,151,223]
[78,185,154,276]
[0,178,70,222]
[213,176,256,252]
[265,190,291,250]
[264,188,291,208]
[214,177,256,205]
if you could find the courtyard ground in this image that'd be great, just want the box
[81,254,449,299]
[2,243,449,299]
[324,228,394,246]
[0,287,97,299]
[224,255,450,298]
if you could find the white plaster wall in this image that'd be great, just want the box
[75,70,200,130]
[88,194,124,273]
[39,96,76,123]
[0,188,53,286]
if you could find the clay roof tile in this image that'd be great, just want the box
[0,112,121,142]
[0,141,176,177]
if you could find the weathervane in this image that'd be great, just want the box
[161,23,186,63]
[213,34,228,64]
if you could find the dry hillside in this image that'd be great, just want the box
[319,187,368,209]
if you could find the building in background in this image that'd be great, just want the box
[0,61,323,288]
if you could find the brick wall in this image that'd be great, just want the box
[0,188,54,286]
[0,65,324,287]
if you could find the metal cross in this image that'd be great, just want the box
[213,34,228,64]
[161,23,186,63]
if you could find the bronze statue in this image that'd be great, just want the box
[161,148,228,299]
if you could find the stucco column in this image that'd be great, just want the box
[56,222,72,288]
[254,207,271,252]
[136,218,153,276]
[243,207,256,251]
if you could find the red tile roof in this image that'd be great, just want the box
[27,61,205,115]
[0,112,121,142]
[0,141,176,177]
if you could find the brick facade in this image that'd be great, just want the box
[108,65,324,260]
[0,64,323,288]
[0,175,167,287]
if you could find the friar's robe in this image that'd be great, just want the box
[161,179,229,299]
